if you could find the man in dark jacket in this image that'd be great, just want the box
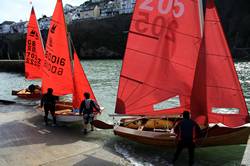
[172,111,201,166]
[79,92,100,134]
[40,88,57,126]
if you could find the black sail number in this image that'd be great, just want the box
[44,50,66,76]
[135,12,166,37]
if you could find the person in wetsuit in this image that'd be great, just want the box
[79,92,100,134]
[27,84,36,93]
[40,88,57,126]
[172,111,201,166]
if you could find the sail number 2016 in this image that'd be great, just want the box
[139,0,184,17]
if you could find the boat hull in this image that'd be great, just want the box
[12,89,42,100]
[114,125,250,147]
[35,104,82,123]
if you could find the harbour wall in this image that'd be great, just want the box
[0,60,24,73]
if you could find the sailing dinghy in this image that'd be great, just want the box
[36,0,101,123]
[113,0,250,147]
[12,6,44,99]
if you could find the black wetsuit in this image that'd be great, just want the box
[28,84,36,93]
[173,119,201,166]
[41,93,57,125]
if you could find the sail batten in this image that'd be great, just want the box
[126,48,196,70]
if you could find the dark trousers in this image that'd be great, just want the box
[173,140,195,166]
[44,105,56,125]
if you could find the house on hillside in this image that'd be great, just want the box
[0,21,14,34]
[38,16,50,30]
[79,2,101,19]
[100,0,120,17]
[118,0,136,14]
[10,21,28,33]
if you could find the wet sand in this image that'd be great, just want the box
[0,104,130,166]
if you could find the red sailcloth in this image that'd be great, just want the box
[72,51,96,109]
[191,0,249,127]
[41,0,73,96]
[115,0,202,115]
[25,7,44,80]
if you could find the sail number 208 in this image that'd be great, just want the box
[139,0,184,17]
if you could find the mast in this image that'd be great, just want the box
[198,0,204,36]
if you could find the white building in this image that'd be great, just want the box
[38,16,50,30]
[0,21,14,33]
[64,4,75,13]
[100,0,120,17]
[79,3,101,19]
[10,21,28,33]
[118,0,136,14]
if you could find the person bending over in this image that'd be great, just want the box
[79,92,100,134]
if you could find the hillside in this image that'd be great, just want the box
[0,1,249,60]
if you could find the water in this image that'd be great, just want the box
[0,60,249,165]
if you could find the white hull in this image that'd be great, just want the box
[35,107,82,123]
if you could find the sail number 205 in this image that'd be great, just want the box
[139,0,184,17]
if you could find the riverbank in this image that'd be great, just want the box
[0,104,130,166]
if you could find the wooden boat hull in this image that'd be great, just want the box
[114,125,250,147]
[12,89,42,100]
[55,101,73,110]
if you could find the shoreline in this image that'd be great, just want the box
[0,104,131,166]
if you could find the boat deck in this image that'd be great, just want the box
[0,104,129,166]
[241,135,250,165]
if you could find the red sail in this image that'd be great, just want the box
[191,0,249,127]
[25,7,44,80]
[115,0,202,115]
[41,0,73,96]
[72,51,96,109]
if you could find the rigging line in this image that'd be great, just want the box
[129,31,159,40]
[127,47,195,70]
[206,85,242,91]
[132,19,201,40]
